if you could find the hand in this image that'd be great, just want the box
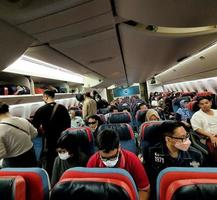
[210,135,217,147]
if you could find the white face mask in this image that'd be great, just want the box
[102,156,119,167]
[58,152,71,160]
[174,139,191,151]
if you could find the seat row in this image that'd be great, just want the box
[1,167,217,200]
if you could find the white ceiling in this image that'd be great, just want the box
[1,0,217,87]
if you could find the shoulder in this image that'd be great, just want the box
[87,152,99,167]
[188,146,203,159]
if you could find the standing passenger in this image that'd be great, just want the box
[87,129,150,200]
[82,92,97,119]
[32,90,71,176]
[0,102,37,167]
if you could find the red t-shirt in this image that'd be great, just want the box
[87,149,150,190]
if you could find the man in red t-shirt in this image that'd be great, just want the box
[87,129,150,200]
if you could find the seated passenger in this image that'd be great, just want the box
[104,105,119,121]
[145,109,161,121]
[51,134,88,186]
[87,129,150,200]
[191,96,217,162]
[0,102,37,167]
[176,99,192,127]
[146,121,203,199]
[68,109,84,128]
[86,115,102,139]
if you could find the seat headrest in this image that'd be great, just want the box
[135,110,147,122]
[56,167,138,200]
[98,124,134,140]
[140,122,162,141]
[0,176,26,200]
[51,180,131,200]
[0,168,50,200]
[109,112,132,124]
[157,167,217,200]
[169,179,217,200]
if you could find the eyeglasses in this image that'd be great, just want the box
[100,150,119,162]
[169,133,190,142]
[88,121,96,125]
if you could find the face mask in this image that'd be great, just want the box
[174,139,191,151]
[102,156,119,167]
[58,152,70,160]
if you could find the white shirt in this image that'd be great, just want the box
[191,109,217,135]
[0,117,37,158]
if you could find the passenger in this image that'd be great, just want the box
[104,105,119,121]
[82,92,97,119]
[91,90,109,109]
[176,99,192,127]
[0,102,37,167]
[87,129,150,200]
[138,102,148,111]
[146,121,203,199]
[68,109,84,128]
[145,109,161,121]
[191,96,217,162]
[86,115,102,140]
[32,89,71,177]
[51,134,88,186]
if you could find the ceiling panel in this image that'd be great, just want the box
[51,29,126,81]
[116,0,217,27]
[119,24,217,84]
[18,0,111,34]
[33,12,114,43]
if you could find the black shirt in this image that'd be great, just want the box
[145,142,204,199]
[32,102,71,148]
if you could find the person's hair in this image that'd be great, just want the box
[96,129,119,153]
[160,121,185,137]
[92,90,98,97]
[110,105,118,112]
[57,134,79,158]
[197,95,212,104]
[84,92,91,98]
[0,102,9,114]
[43,89,55,98]
[86,115,102,126]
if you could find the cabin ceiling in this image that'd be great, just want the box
[1,0,217,87]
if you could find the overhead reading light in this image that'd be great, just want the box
[3,55,84,84]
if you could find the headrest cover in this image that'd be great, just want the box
[98,124,133,140]
[0,176,26,200]
[173,183,217,200]
[109,112,131,124]
[51,181,131,200]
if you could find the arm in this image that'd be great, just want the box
[28,122,38,139]
[0,137,7,159]
[82,102,88,119]
[139,188,150,200]
[195,128,217,147]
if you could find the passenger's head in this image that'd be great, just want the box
[138,102,148,111]
[56,134,79,160]
[43,89,55,103]
[96,129,120,167]
[0,102,9,115]
[84,92,91,99]
[180,99,188,108]
[68,109,76,119]
[161,121,191,152]
[87,115,101,131]
[110,105,119,113]
[145,109,160,121]
[197,96,212,112]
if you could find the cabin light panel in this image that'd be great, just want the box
[3,56,84,84]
